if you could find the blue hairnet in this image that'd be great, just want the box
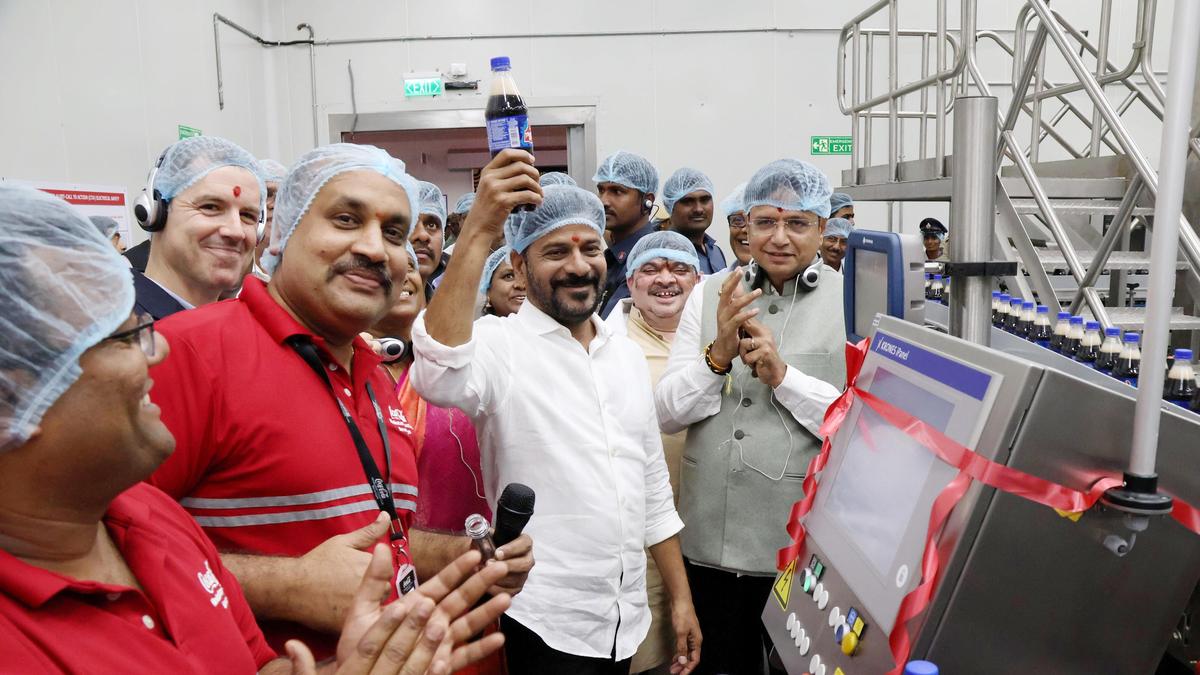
[502,212,526,249]
[509,185,605,254]
[743,159,833,218]
[480,246,513,294]
[593,151,659,195]
[452,192,476,216]
[263,143,420,274]
[417,181,447,229]
[153,136,266,222]
[259,159,288,183]
[829,192,854,214]
[89,215,120,238]
[824,217,854,239]
[662,168,715,214]
[0,185,135,451]
[624,230,700,279]
[720,182,748,218]
[539,172,577,187]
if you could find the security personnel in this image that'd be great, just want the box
[655,159,847,675]
[661,168,727,274]
[920,217,950,261]
[594,150,660,318]
[820,217,854,272]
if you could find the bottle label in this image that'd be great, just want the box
[486,114,534,154]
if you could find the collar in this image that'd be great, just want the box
[240,277,383,376]
[131,270,189,320]
[515,298,610,344]
[607,221,658,264]
[140,271,195,310]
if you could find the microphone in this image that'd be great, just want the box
[492,483,535,548]
[378,337,407,362]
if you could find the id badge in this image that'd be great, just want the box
[391,535,418,596]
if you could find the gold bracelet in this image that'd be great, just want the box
[704,341,732,376]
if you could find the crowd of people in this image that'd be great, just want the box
[0,134,895,675]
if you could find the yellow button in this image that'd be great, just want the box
[835,669,846,675]
[841,631,859,656]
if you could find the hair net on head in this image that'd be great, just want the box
[452,192,476,216]
[625,230,700,279]
[417,181,447,229]
[824,217,854,239]
[502,212,526,249]
[259,159,288,183]
[508,185,605,254]
[480,246,513,294]
[0,185,136,451]
[539,172,577,187]
[720,182,748,218]
[743,159,833,218]
[829,192,854,214]
[592,151,659,196]
[662,168,715,214]
[89,215,120,239]
[153,136,266,220]
[263,143,420,275]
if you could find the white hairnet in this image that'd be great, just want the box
[417,181,447,229]
[829,192,854,214]
[259,159,288,183]
[720,182,748,218]
[89,216,120,239]
[743,159,833,218]
[539,172,577,187]
[0,185,135,451]
[263,143,420,274]
[625,230,700,279]
[502,212,525,249]
[508,185,605,254]
[824,217,854,239]
[153,136,266,221]
[662,168,715,214]
[452,192,476,216]
[480,246,513,294]
[592,151,659,195]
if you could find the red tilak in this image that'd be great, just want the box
[232,185,241,197]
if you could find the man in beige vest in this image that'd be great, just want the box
[605,230,702,674]
[655,159,847,675]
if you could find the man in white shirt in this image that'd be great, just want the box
[655,159,847,675]
[412,149,701,675]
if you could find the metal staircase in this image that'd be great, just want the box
[836,0,1200,346]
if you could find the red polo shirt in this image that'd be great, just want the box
[147,277,419,656]
[0,482,274,674]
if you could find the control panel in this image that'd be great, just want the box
[763,540,894,674]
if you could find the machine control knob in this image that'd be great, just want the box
[840,631,860,656]
[799,634,811,655]
[800,568,816,595]
[828,607,842,627]
[817,587,830,610]
[787,612,796,631]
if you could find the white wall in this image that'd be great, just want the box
[0,0,1179,249]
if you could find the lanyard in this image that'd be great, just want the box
[285,335,404,542]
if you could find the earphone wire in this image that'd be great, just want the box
[445,408,486,500]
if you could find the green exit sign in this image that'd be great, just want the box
[811,135,853,155]
[404,76,444,98]
[178,124,202,140]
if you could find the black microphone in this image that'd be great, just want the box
[492,483,535,548]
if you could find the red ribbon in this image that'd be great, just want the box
[773,335,1200,674]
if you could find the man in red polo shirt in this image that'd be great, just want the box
[0,184,514,675]
[145,143,534,657]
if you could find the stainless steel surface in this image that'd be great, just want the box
[298,23,318,146]
[1036,250,1187,273]
[1130,0,1200,478]
[995,183,1054,309]
[950,96,999,345]
[1010,199,1154,217]
[1104,306,1200,331]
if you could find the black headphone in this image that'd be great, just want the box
[133,150,170,233]
[743,256,823,291]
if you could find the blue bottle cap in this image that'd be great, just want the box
[1022,301,1035,309]
[1036,305,1049,313]
[1176,349,1194,361]
[490,56,512,70]
[1105,327,1122,337]
[1124,332,1140,342]
[1085,321,1100,330]
[903,661,939,675]
[933,274,942,280]
[1057,311,1071,320]
[1000,293,1011,301]
[1069,316,1084,325]
[992,291,1002,298]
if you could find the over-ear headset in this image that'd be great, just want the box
[743,256,823,291]
[377,337,409,363]
[133,150,170,233]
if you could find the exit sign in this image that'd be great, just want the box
[178,124,202,140]
[404,76,444,98]
[811,136,853,155]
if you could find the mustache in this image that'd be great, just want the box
[551,273,601,290]
[329,255,393,292]
[649,283,683,295]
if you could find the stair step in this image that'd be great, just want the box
[1011,198,1155,217]
[1034,249,1188,271]
[1092,307,1200,332]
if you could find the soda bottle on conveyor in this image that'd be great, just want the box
[1016,301,1035,338]
[1113,332,1141,387]
[485,56,535,210]
[1060,316,1084,357]
[991,291,1002,324]
[1031,305,1053,347]
[1094,326,1123,374]
[1074,321,1102,366]
[1003,297,1023,333]
[1048,311,1071,351]
[928,274,945,302]
[1163,349,1197,409]
[994,293,1011,327]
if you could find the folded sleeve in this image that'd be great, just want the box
[410,312,510,418]
[654,275,725,434]
[772,365,841,437]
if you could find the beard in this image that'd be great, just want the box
[529,270,602,327]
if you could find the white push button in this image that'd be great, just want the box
[809,654,821,672]
[828,607,841,627]
[815,663,827,675]
[817,588,830,610]
[813,582,824,602]
[794,631,803,648]
[799,635,811,655]
[141,615,155,630]
[786,612,796,630]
